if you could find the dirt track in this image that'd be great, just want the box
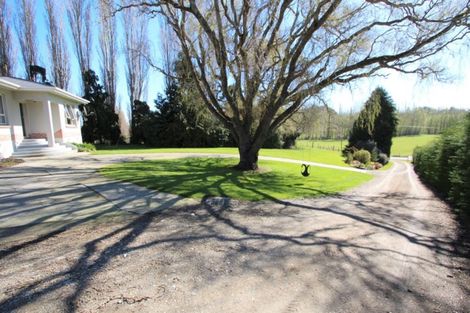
[0,159,469,312]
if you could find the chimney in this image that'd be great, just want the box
[29,65,47,83]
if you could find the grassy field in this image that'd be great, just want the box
[297,134,439,156]
[100,158,372,201]
[94,146,347,167]
[389,135,439,156]
[94,134,437,166]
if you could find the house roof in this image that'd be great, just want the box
[0,76,89,104]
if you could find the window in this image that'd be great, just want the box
[64,105,76,126]
[0,96,7,125]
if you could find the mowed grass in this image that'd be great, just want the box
[94,146,347,167]
[94,134,436,167]
[100,157,372,201]
[389,135,439,156]
[297,134,439,156]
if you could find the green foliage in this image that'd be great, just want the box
[130,100,151,145]
[377,153,389,165]
[299,135,438,156]
[80,70,121,144]
[448,114,470,212]
[353,149,371,165]
[282,131,301,149]
[100,158,372,201]
[263,131,282,148]
[73,143,96,152]
[298,106,466,141]
[345,87,398,157]
[397,107,467,136]
[147,81,233,147]
[134,55,234,148]
[413,113,470,213]
[298,105,356,140]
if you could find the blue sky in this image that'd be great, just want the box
[7,0,470,114]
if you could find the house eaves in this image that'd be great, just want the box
[0,77,90,105]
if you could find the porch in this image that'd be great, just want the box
[18,99,81,148]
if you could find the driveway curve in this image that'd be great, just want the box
[0,154,468,312]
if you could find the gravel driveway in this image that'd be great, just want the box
[0,155,469,312]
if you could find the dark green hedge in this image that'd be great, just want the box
[413,113,470,213]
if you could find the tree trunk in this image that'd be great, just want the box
[236,141,260,171]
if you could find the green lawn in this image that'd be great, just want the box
[93,134,432,167]
[100,158,372,201]
[297,134,439,156]
[389,135,439,156]
[94,146,347,167]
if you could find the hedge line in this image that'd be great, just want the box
[413,113,470,214]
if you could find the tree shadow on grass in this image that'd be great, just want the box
[100,157,343,201]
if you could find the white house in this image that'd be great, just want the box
[0,77,89,158]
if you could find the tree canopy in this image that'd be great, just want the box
[119,0,470,170]
[80,70,121,144]
[347,87,398,157]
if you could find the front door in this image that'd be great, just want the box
[19,103,27,137]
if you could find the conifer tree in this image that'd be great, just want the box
[80,70,120,144]
[346,87,398,157]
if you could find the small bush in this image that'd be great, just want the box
[345,152,354,164]
[263,132,282,148]
[282,132,300,149]
[73,143,96,152]
[377,153,389,165]
[353,149,371,165]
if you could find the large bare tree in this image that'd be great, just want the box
[122,4,150,110]
[0,0,13,76]
[120,0,470,170]
[67,0,92,88]
[16,0,37,79]
[99,0,118,111]
[45,0,70,89]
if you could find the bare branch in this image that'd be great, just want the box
[45,0,70,89]
[119,0,470,169]
[0,0,14,76]
[16,0,37,79]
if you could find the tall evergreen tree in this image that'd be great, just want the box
[131,100,151,145]
[80,70,120,144]
[152,81,187,147]
[372,89,398,156]
[346,87,398,157]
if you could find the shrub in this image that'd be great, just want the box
[377,153,389,165]
[353,149,371,165]
[413,113,470,214]
[448,114,470,213]
[282,132,300,149]
[73,143,97,152]
[343,139,382,162]
[263,132,282,148]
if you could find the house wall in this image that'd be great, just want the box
[0,87,85,157]
[54,103,82,144]
[25,102,48,139]
[0,89,23,158]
